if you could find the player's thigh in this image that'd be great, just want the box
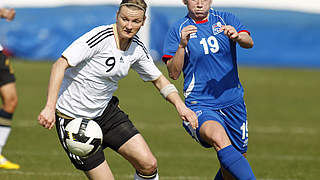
[0,82,17,100]
[183,108,230,149]
[0,82,17,112]
[117,133,157,171]
[199,120,231,151]
[85,160,115,180]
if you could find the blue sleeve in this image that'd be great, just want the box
[225,12,249,34]
[162,23,181,63]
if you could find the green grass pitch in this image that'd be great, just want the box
[0,60,319,180]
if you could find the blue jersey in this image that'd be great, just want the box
[163,9,250,109]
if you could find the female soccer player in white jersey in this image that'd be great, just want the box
[38,0,198,179]
[162,0,255,179]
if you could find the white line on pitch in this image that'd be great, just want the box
[4,150,320,162]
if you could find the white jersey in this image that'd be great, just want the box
[57,24,162,118]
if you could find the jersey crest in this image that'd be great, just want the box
[212,22,223,35]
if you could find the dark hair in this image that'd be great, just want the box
[119,0,147,13]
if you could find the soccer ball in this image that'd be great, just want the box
[64,118,103,158]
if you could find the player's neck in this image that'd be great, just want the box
[118,38,132,51]
[113,24,132,51]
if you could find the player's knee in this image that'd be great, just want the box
[201,122,231,151]
[206,131,231,151]
[136,156,158,175]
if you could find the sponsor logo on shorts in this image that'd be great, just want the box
[195,110,202,117]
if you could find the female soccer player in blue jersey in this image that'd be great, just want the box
[38,0,197,180]
[162,0,255,179]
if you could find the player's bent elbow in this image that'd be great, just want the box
[241,41,254,49]
[169,72,180,80]
[248,41,254,48]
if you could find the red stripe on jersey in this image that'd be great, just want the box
[162,55,173,64]
[195,19,208,24]
[239,30,250,36]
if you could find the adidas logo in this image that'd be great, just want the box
[120,57,124,63]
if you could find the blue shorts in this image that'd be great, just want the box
[183,99,249,154]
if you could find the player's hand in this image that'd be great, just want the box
[38,107,56,130]
[221,25,239,41]
[1,8,16,21]
[179,25,197,48]
[176,105,198,129]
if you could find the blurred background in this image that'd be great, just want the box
[0,0,319,180]
[0,0,320,67]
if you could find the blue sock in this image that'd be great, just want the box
[217,145,256,180]
[214,169,224,180]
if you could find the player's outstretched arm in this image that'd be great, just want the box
[38,57,70,130]
[0,8,15,21]
[166,25,197,80]
[152,75,198,129]
[221,25,254,49]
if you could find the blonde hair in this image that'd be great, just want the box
[119,0,147,13]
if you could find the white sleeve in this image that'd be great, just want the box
[131,48,162,82]
[62,26,105,67]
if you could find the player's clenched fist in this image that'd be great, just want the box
[0,8,16,21]
[38,107,56,130]
[179,25,197,48]
[221,25,239,41]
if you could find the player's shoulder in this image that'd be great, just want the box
[131,35,149,57]
[169,15,192,33]
[173,15,191,25]
[131,35,145,48]
[84,24,115,48]
[87,24,114,36]
[210,8,237,20]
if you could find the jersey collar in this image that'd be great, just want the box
[195,19,208,24]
